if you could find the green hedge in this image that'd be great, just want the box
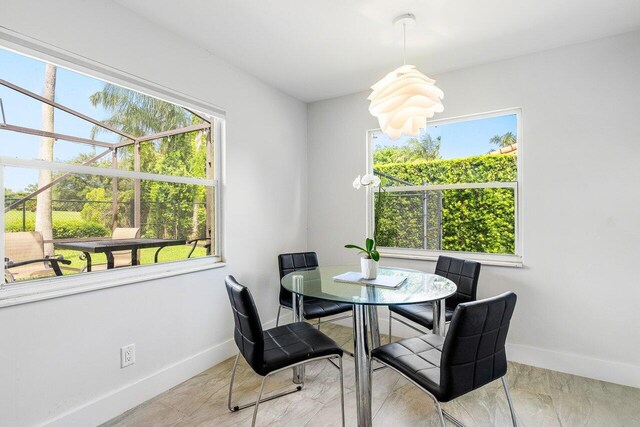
[52,220,110,239]
[5,216,110,239]
[374,155,517,254]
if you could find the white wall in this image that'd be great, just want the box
[0,1,308,426]
[308,31,640,388]
[2,3,639,424]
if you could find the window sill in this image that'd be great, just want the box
[379,248,523,268]
[0,257,226,308]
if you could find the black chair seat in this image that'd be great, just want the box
[389,303,455,329]
[225,275,346,426]
[281,297,352,320]
[260,322,343,376]
[374,292,517,405]
[372,334,445,399]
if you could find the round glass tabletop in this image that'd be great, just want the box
[281,266,457,306]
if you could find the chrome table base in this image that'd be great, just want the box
[290,294,447,427]
[291,293,305,384]
[353,304,373,427]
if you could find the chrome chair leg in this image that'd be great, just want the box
[229,355,344,427]
[338,357,345,427]
[434,399,446,427]
[227,352,241,411]
[276,305,282,327]
[502,376,518,427]
[317,318,321,330]
[388,311,393,343]
[228,352,302,413]
[373,357,447,427]
[252,374,269,427]
[442,409,465,427]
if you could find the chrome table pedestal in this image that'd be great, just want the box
[291,292,305,384]
[353,304,373,427]
[431,298,446,336]
[280,266,457,427]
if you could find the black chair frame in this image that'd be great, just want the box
[225,275,345,427]
[186,237,211,258]
[275,304,353,330]
[4,255,71,283]
[373,292,518,427]
[388,255,481,341]
[276,252,354,358]
[227,352,344,426]
[373,359,517,427]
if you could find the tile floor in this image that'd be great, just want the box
[103,323,640,426]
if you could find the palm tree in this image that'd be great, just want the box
[90,84,192,139]
[90,84,206,238]
[406,134,442,161]
[35,63,57,256]
[489,132,516,148]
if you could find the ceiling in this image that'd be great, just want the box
[115,0,640,102]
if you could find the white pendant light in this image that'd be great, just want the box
[368,14,444,140]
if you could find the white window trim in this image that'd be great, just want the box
[365,108,524,268]
[0,28,226,307]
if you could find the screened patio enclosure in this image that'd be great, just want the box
[0,71,216,281]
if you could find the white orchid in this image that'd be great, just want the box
[361,174,381,187]
[352,175,362,190]
[352,173,381,189]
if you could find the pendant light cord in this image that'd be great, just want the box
[403,23,407,65]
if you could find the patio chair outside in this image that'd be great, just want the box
[187,237,211,258]
[84,227,140,271]
[111,227,141,266]
[153,236,210,263]
[4,231,71,282]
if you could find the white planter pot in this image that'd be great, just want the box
[361,257,378,280]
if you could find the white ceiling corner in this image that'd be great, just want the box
[115,0,640,102]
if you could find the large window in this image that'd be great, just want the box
[368,110,521,266]
[0,46,222,287]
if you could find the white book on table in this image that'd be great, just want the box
[332,272,407,288]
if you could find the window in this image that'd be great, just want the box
[368,110,521,266]
[0,46,222,289]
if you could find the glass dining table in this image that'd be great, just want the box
[281,265,457,427]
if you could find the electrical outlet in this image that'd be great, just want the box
[121,344,135,368]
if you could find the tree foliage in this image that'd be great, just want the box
[489,132,516,148]
[374,134,441,165]
[85,83,209,239]
[374,155,517,254]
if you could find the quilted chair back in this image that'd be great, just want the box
[225,275,265,372]
[439,291,517,401]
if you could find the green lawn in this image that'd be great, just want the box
[55,245,208,272]
[6,210,82,223]
[5,209,209,278]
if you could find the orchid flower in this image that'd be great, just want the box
[353,173,381,189]
[361,173,381,187]
[352,175,362,189]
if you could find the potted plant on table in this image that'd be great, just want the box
[348,173,383,279]
[345,238,380,279]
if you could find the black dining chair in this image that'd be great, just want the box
[372,292,518,427]
[225,275,345,427]
[276,252,353,330]
[388,256,481,340]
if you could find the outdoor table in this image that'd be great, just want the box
[54,238,186,271]
[281,265,457,427]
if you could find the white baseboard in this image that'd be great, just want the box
[505,343,640,389]
[336,309,640,389]
[43,319,276,427]
[44,319,279,427]
[44,339,238,427]
[42,313,639,426]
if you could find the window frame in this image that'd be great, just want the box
[366,108,523,267]
[0,27,226,307]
